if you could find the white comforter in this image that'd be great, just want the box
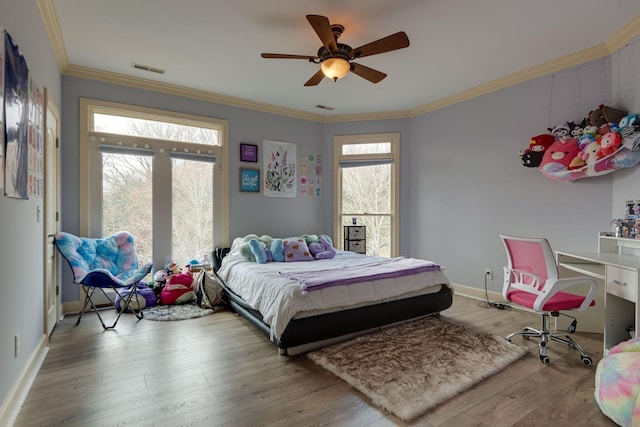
[217,243,452,339]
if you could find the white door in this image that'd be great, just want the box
[44,89,60,336]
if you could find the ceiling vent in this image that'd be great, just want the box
[131,63,166,75]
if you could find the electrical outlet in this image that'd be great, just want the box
[484,268,493,280]
[14,333,20,357]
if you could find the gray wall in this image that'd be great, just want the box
[612,36,640,217]
[408,58,615,293]
[0,0,61,414]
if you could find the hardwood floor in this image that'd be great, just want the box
[14,294,616,426]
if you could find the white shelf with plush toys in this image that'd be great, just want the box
[521,104,640,181]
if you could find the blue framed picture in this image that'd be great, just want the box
[240,168,260,193]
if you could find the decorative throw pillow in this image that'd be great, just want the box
[248,238,269,264]
[271,239,285,262]
[283,238,313,262]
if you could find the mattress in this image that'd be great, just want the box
[217,242,452,340]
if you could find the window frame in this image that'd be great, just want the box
[79,98,229,266]
[333,132,400,257]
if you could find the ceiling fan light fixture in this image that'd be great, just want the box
[321,57,350,81]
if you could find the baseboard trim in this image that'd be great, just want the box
[0,335,49,427]
[452,283,535,315]
[453,283,503,302]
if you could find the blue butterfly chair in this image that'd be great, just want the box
[54,231,154,330]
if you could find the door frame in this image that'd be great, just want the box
[43,87,61,337]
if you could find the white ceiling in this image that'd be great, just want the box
[51,0,640,117]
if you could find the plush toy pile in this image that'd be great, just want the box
[155,261,198,305]
[238,233,337,264]
[520,104,640,181]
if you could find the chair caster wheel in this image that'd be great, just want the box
[540,355,550,364]
[581,356,593,366]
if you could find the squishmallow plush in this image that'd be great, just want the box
[115,282,157,312]
[540,138,581,174]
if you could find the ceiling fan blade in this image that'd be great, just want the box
[261,53,318,60]
[306,15,337,51]
[350,63,387,83]
[351,31,410,59]
[304,69,325,86]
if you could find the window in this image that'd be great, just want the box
[80,99,228,271]
[334,133,400,257]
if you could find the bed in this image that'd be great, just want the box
[213,236,454,355]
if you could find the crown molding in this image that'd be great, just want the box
[64,64,325,122]
[410,43,611,117]
[37,0,69,70]
[606,15,640,53]
[322,109,412,123]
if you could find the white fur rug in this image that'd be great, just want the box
[307,316,527,421]
[142,303,215,321]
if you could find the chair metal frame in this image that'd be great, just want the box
[500,234,599,365]
[55,231,154,330]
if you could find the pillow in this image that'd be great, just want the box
[248,238,268,264]
[283,238,313,262]
[271,239,285,262]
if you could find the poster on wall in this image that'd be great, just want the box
[299,148,322,197]
[0,28,5,190]
[27,72,43,198]
[4,31,29,199]
[263,139,297,198]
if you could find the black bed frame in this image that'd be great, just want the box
[212,248,454,354]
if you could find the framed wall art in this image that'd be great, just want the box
[263,139,296,198]
[240,143,258,162]
[240,167,260,193]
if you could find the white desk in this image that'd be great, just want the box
[556,235,640,352]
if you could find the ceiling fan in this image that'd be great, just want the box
[261,14,410,86]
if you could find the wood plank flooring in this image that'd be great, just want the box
[14,294,617,426]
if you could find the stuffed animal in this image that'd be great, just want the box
[248,238,273,264]
[239,234,274,262]
[602,105,627,126]
[621,125,640,151]
[159,270,197,305]
[619,114,640,149]
[596,131,622,158]
[309,236,336,260]
[548,122,572,140]
[165,260,180,275]
[271,239,285,262]
[583,124,599,137]
[522,134,555,167]
[578,134,596,150]
[520,150,543,168]
[578,140,601,165]
[151,269,168,294]
[540,138,581,174]
[618,113,638,131]
[589,104,627,127]
[571,118,589,139]
[115,281,157,312]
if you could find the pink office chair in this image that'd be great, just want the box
[500,234,599,365]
